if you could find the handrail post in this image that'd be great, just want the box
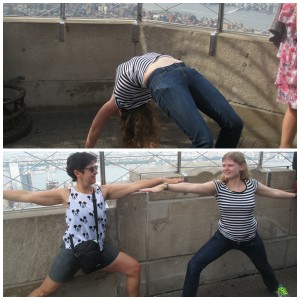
[209,3,224,56]
[58,3,66,42]
[177,151,181,174]
[99,151,106,185]
[217,3,224,33]
[137,3,143,22]
[258,152,264,169]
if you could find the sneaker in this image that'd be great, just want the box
[275,284,289,297]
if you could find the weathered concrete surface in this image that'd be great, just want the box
[138,24,283,113]
[3,168,296,297]
[3,207,117,286]
[3,18,296,148]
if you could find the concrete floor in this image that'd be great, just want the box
[4,266,296,297]
[158,266,297,297]
[3,104,274,149]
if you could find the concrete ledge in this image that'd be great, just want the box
[3,168,296,296]
[4,19,297,148]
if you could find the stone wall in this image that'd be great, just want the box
[3,18,290,147]
[4,19,283,112]
[3,168,296,296]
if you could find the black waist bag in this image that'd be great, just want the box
[73,239,104,274]
[70,189,103,274]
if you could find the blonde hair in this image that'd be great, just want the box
[220,151,251,182]
[120,103,161,148]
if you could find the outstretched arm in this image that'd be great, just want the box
[102,177,184,200]
[85,96,119,148]
[140,181,216,196]
[3,188,69,206]
[256,182,297,199]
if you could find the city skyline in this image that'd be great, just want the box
[3,3,278,34]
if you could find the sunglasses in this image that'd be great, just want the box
[83,165,98,173]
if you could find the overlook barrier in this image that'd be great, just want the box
[3,168,296,296]
[3,18,292,148]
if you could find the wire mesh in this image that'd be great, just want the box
[3,150,294,211]
[3,3,278,36]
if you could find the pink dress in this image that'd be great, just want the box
[275,3,297,109]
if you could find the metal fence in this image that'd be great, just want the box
[3,150,295,211]
[3,3,277,36]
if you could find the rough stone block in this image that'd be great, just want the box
[184,168,222,183]
[251,168,270,185]
[255,196,292,239]
[148,197,218,259]
[56,272,118,297]
[117,193,147,261]
[3,214,65,285]
[202,250,258,284]
[289,199,297,236]
[285,237,297,267]
[268,169,296,190]
[263,238,287,269]
[147,256,191,295]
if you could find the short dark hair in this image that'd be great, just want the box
[66,152,97,182]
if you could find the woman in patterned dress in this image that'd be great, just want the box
[275,3,297,148]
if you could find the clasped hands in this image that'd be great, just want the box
[140,177,184,193]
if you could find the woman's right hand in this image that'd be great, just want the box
[85,96,119,148]
[139,184,168,193]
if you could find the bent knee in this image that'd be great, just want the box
[232,115,243,131]
[192,133,213,148]
[127,261,141,277]
[187,258,205,275]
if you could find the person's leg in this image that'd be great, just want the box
[103,251,141,296]
[280,105,297,148]
[29,276,64,296]
[241,233,279,293]
[29,246,80,296]
[148,64,214,147]
[182,231,231,296]
[185,67,243,148]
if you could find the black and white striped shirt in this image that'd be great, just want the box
[214,179,258,242]
[113,52,171,110]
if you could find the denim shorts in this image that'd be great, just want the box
[48,243,120,283]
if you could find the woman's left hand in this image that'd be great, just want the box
[164,177,185,184]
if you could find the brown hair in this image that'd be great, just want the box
[120,103,161,148]
[220,151,251,182]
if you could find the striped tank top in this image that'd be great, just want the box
[213,179,258,242]
[113,52,171,110]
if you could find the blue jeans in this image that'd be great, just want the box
[147,63,243,148]
[182,230,279,296]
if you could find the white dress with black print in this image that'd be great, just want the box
[63,185,106,250]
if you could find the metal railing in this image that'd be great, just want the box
[3,150,295,211]
[4,3,277,36]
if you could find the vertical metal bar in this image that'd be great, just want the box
[99,151,106,185]
[217,3,224,33]
[133,3,142,48]
[58,3,66,42]
[209,31,217,56]
[60,3,66,20]
[177,151,181,174]
[209,3,224,56]
[258,152,264,168]
[137,3,143,22]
